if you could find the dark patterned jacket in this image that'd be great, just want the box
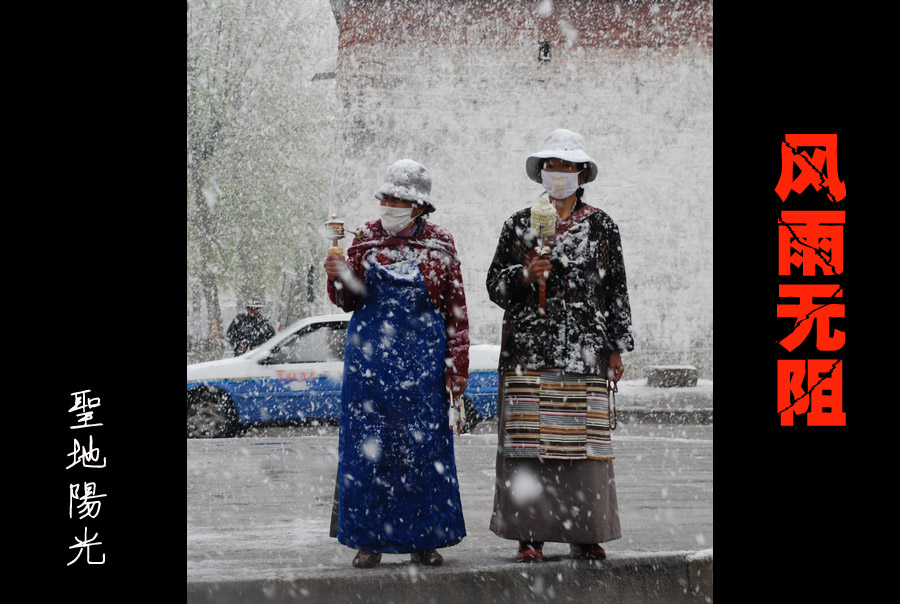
[486,200,634,376]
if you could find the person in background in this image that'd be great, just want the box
[486,129,635,563]
[324,159,469,569]
[226,295,275,356]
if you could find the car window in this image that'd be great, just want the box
[263,323,347,364]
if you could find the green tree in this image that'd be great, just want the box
[187,0,336,356]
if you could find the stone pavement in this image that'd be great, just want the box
[187,380,713,603]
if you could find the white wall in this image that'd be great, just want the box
[325,1,713,378]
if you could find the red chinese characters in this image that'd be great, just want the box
[775,134,846,427]
[776,284,844,352]
[775,134,846,203]
[778,211,844,277]
[777,359,844,426]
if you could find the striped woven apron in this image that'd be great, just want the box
[502,369,613,460]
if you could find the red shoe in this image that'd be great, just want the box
[574,543,606,560]
[516,544,543,563]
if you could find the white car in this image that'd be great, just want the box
[187,313,500,437]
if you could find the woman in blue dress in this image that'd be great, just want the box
[324,159,470,568]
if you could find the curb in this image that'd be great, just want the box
[187,550,713,604]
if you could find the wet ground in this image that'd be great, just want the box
[188,421,712,583]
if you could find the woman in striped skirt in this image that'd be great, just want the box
[485,129,635,563]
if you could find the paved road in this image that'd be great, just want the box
[188,420,711,603]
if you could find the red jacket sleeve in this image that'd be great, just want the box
[430,228,470,380]
[326,235,368,311]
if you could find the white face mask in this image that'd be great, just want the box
[379,205,415,235]
[541,170,580,200]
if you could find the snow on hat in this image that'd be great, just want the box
[526,129,598,184]
[375,159,436,214]
[246,295,265,308]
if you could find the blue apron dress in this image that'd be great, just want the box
[336,256,466,553]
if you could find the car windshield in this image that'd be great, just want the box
[263,323,347,364]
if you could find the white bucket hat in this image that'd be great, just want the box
[526,129,599,184]
[375,159,436,214]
